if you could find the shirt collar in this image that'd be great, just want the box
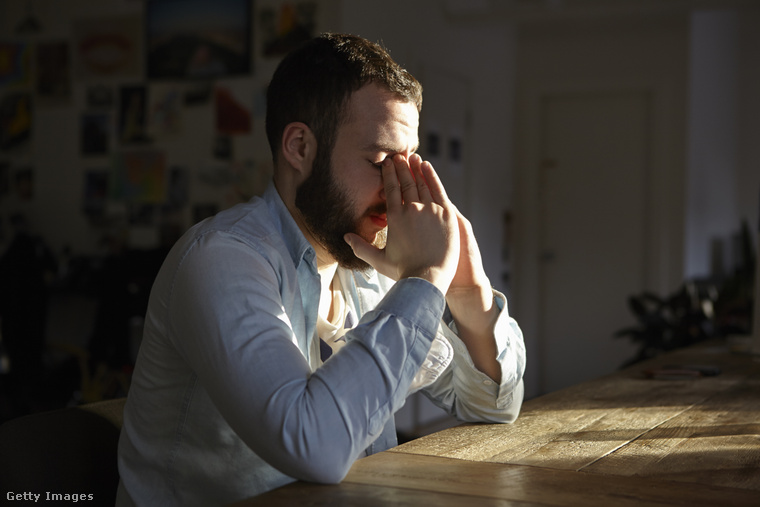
[261,182,380,283]
[262,182,317,272]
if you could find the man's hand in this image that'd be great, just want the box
[344,154,460,295]
[348,154,501,382]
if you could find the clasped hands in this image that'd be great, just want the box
[345,154,488,299]
[346,153,501,380]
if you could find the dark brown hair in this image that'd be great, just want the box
[265,32,422,164]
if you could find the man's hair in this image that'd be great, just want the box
[265,32,422,165]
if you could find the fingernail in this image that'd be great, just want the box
[344,234,353,247]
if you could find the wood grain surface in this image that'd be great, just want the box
[236,342,760,505]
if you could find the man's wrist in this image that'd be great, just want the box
[447,283,494,317]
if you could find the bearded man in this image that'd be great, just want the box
[116,32,526,507]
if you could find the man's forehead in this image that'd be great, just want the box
[345,85,419,153]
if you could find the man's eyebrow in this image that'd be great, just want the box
[362,142,420,155]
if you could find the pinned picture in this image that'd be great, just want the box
[83,169,109,217]
[71,16,142,80]
[81,113,110,156]
[259,1,317,57]
[146,0,251,80]
[118,85,151,145]
[215,83,251,135]
[35,40,71,104]
[111,150,167,204]
[0,41,31,89]
[0,92,32,152]
[148,83,183,139]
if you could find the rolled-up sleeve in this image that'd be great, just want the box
[421,289,527,423]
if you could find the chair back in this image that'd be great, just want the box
[0,397,126,504]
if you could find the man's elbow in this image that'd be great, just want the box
[286,454,353,485]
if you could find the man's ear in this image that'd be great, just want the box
[280,122,317,183]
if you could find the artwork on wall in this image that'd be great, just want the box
[71,16,142,80]
[147,83,183,139]
[110,149,167,204]
[118,85,151,145]
[258,1,317,57]
[81,113,110,156]
[214,83,251,135]
[165,166,189,210]
[0,92,32,152]
[83,169,109,217]
[0,41,31,89]
[146,0,252,80]
[35,40,71,105]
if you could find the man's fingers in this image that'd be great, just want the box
[420,160,450,205]
[382,158,402,210]
[409,154,433,204]
[344,233,396,280]
[393,154,420,204]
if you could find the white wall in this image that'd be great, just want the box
[684,10,740,280]
[737,8,760,248]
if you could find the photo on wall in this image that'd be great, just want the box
[118,85,150,145]
[258,1,317,57]
[35,40,72,104]
[0,41,31,89]
[0,92,32,152]
[83,169,109,217]
[71,16,142,80]
[110,149,167,204]
[145,0,252,80]
[81,113,110,156]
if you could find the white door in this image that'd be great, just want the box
[538,91,648,393]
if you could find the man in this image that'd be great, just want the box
[116,33,525,506]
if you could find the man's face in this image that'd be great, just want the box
[296,83,419,270]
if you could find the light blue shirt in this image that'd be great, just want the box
[116,184,526,506]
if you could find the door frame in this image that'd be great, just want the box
[513,76,686,397]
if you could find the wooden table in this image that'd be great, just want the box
[237,341,760,506]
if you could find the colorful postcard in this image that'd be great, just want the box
[215,82,251,135]
[118,85,150,144]
[259,1,317,57]
[0,92,32,152]
[0,42,31,89]
[81,113,110,156]
[110,150,167,204]
[83,169,109,216]
[147,83,182,139]
[71,15,142,79]
[146,0,251,80]
[35,40,71,104]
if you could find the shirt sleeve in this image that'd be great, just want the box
[165,231,446,484]
[421,289,527,423]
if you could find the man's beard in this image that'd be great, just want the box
[295,150,386,271]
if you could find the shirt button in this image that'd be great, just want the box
[483,379,493,386]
